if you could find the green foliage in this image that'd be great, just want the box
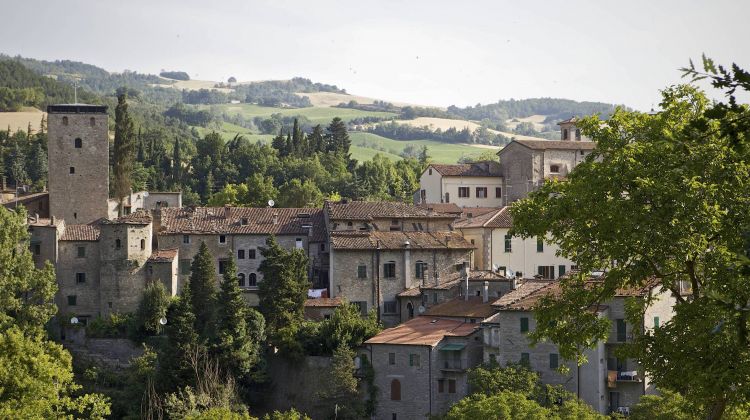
[316,345,363,419]
[262,408,312,420]
[86,313,135,339]
[159,291,199,390]
[277,179,324,208]
[190,242,218,339]
[468,362,538,397]
[136,280,172,335]
[184,407,254,419]
[444,392,553,420]
[316,303,381,354]
[258,236,310,359]
[160,70,191,81]
[113,93,136,211]
[510,76,750,417]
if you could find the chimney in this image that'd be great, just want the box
[34,213,39,223]
[463,264,470,301]
[511,277,518,290]
[272,212,279,225]
[482,281,489,303]
[224,204,231,220]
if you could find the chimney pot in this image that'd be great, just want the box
[483,281,489,303]
[224,204,231,219]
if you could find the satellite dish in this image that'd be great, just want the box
[418,305,426,314]
[70,317,79,325]
[159,317,168,325]
[268,199,275,207]
[143,191,149,197]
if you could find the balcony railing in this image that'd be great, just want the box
[440,359,467,371]
[607,370,641,387]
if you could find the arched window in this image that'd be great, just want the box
[238,273,246,287]
[407,302,414,319]
[575,128,581,141]
[562,128,569,140]
[90,117,96,127]
[140,239,146,250]
[115,239,121,249]
[390,379,401,401]
[74,138,82,148]
[62,116,68,126]
[249,273,257,287]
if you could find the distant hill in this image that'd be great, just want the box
[447,98,622,126]
[0,59,99,111]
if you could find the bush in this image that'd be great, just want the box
[86,313,135,339]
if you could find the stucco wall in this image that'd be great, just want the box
[489,228,575,278]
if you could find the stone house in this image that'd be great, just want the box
[482,277,676,415]
[303,297,342,321]
[417,162,503,207]
[325,201,473,326]
[455,206,577,278]
[362,316,483,419]
[157,206,328,306]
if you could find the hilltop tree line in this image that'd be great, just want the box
[0,119,48,191]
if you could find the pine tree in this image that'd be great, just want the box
[9,141,27,187]
[29,143,47,186]
[213,257,262,378]
[326,117,350,154]
[172,137,182,186]
[189,242,217,340]
[113,93,136,216]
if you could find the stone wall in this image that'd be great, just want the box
[56,239,102,320]
[262,355,334,419]
[48,110,109,224]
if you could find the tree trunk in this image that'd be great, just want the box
[707,398,727,420]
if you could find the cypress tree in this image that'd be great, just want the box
[271,129,286,156]
[214,257,262,377]
[113,93,135,216]
[189,241,217,340]
[172,137,181,186]
[309,124,324,153]
[326,117,350,154]
[160,282,199,390]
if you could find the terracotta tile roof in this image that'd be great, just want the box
[159,207,326,241]
[484,206,513,228]
[491,278,557,309]
[416,203,463,215]
[511,139,596,151]
[468,270,508,282]
[61,223,101,241]
[102,210,152,225]
[397,287,422,297]
[424,296,497,319]
[364,316,479,346]
[428,161,502,177]
[455,206,513,229]
[149,248,178,263]
[330,231,474,250]
[304,297,343,307]
[557,117,579,125]
[421,276,463,290]
[325,201,457,221]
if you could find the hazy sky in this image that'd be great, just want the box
[2,0,748,110]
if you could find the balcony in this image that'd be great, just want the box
[440,359,467,372]
[607,370,642,388]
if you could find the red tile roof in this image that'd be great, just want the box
[149,248,178,262]
[60,224,101,241]
[424,296,497,319]
[325,201,457,221]
[365,316,479,346]
[416,203,463,215]
[102,210,152,225]
[159,207,326,241]
[428,161,502,177]
[511,139,596,151]
[304,297,343,307]
[468,270,508,282]
[455,206,513,229]
[330,231,474,250]
[491,278,557,309]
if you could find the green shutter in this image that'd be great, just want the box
[520,317,529,333]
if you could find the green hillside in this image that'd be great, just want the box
[205,103,397,124]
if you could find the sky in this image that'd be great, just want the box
[1,0,749,111]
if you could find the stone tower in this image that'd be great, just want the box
[47,104,109,224]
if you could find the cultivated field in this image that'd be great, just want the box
[0,108,45,133]
[504,114,548,131]
[297,92,431,108]
[349,132,493,163]
[208,103,398,124]
[152,77,234,93]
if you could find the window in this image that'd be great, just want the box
[580,150,585,156]
[520,317,529,333]
[429,168,433,175]
[438,379,445,393]
[219,235,227,244]
[248,273,257,287]
[498,266,507,277]
[390,220,400,231]
[448,379,456,393]
[538,266,554,279]
[390,379,401,401]
[536,237,544,252]
[347,221,353,229]
[388,353,396,365]
[241,217,249,226]
[218,259,228,274]
[558,265,566,277]
[33,243,41,256]
[357,265,367,279]
[392,414,397,420]
[520,353,530,366]
[67,295,77,306]
[550,353,559,369]
[458,187,470,198]
[76,272,86,284]
[409,354,420,367]
[489,353,497,363]
[616,319,627,342]
[249,249,256,259]
[504,234,512,253]
[238,249,245,259]
[69,167,75,174]
[320,243,325,252]
[495,187,502,198]
[77,246,86,258]
[476,187,487,198]
[74,138,82,148]
[182,235,190,244]
[295,238,303,249]
[383,261,396,278]
[90,117,96,126]
[238,273,246,287]
[444,192,450,203]
[550,164,560,174]
[140,239,146,250]
[433,293,438,304]
[74,212,77,220]
[179,259,191,275]
[562,128,569,140]
[575,128,581,141]
[384,300,398,314]
[415,261,427,279]
[654,316,660,328]
[62,116,68,125]
[115,239,121,249]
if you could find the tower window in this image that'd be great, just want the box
[562,128,569,140]
[575,128,581,140]
[67,295,77,306]
[74,138,82,148]
[62,116,68,126]
[140,239,146,250]
[76,272,86,284]
[248,273,257,287]
[90,117,96,127]
[115,239,121,249]
[69,167,75,174]
[238,273,246,287]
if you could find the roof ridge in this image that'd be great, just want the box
[482,207,507,228]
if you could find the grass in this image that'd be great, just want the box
[205,103,397,124]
